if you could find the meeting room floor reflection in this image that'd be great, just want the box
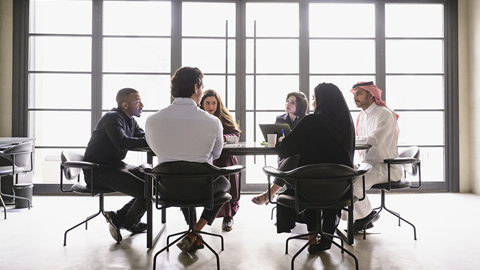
[1,193,479,270]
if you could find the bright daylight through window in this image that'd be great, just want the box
[26,0,451,193]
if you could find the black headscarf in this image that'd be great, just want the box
[313,83,355,162]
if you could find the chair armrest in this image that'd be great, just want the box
[218,164,245,175]
[138,163,153,173]
[355,163,371,202]
[262,166,285,178]
[383,157,418,164]
[62,160,99,169]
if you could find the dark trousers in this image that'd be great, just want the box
[274,155,341,237]
[158,176,231,226]
[276,188,341,236]
[84,161,147,228]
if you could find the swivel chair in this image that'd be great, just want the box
[363,146,421,240]
[60,150,121,245]
[142,161,245,270]
[0,142,33,219]
[263,163,371,270]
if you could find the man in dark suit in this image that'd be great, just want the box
[83,87,149,242]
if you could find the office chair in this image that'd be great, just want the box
[0,142,33,219]
[263,163,371,270]
[60,150,121,245]
[363,146,422,240]
[142,161,245,270]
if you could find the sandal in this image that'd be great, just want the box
[251,192,271,206]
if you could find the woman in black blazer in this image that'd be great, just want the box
[252,91,309,205]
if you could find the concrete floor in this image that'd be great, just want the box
[1,193,480,270]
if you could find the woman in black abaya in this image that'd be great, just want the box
[274,82,355,253]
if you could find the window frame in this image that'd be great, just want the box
[12,0,459,193]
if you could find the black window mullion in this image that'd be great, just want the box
[171,0,182,97]
[299,0,309,106]
[236,0,248,189]
[12,0,30,137]
[375,1,386,98]
[445,0,459,192]
[91,0,103,132]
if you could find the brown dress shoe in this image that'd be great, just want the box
[190,235,204,251]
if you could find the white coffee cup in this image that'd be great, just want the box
[226,136,237,144]
[267,134,277,147]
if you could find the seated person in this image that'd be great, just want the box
[200,89,241,232]
[83,88,149,242]
[349,81,402,232]
[275,91,309,129]
[252,91,309,205]
[145,66,228,253]
[273,83,355,253]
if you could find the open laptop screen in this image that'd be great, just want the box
[259,124,291,142]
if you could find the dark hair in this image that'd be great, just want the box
[170,66,204,98]
[200,89,241,132]
[116,88,139,107]
[286,91,309,117]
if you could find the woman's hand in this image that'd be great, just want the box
[278,135,285,142]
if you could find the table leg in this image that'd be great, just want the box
[145,170,166,249]
[335,206,354,245]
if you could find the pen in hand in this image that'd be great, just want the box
[279,129,285,142]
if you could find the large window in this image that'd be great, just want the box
[20,0,458,192]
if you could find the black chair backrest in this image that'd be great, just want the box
[149,161,225,201]
[0,142,32,168]
[61,151,84,180]
[282,164,359,204]
[399,146,420,177]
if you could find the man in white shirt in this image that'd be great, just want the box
[350,81,402,233]
[145,66,227,253]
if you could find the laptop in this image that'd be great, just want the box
[259,124,291,142]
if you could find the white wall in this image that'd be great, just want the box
[467,0,480,194]
[0,0,13,137]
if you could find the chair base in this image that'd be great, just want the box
[363,189,417,240]
[0,191,31,219]
[0,193,6,219]
[63,194,121,246]
[286,214,358,270]
[153,207,224,270]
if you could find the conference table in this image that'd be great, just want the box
[137,142,371,248]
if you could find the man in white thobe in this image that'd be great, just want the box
[350,81,402,232]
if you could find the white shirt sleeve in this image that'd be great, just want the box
[211,119,224,160]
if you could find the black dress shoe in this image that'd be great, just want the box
[222,217,234,231]
[105,211,122,242]
[177,236,193,253]
[307,240,331,254]
[353,211,380,233]
[126,222,147,234]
